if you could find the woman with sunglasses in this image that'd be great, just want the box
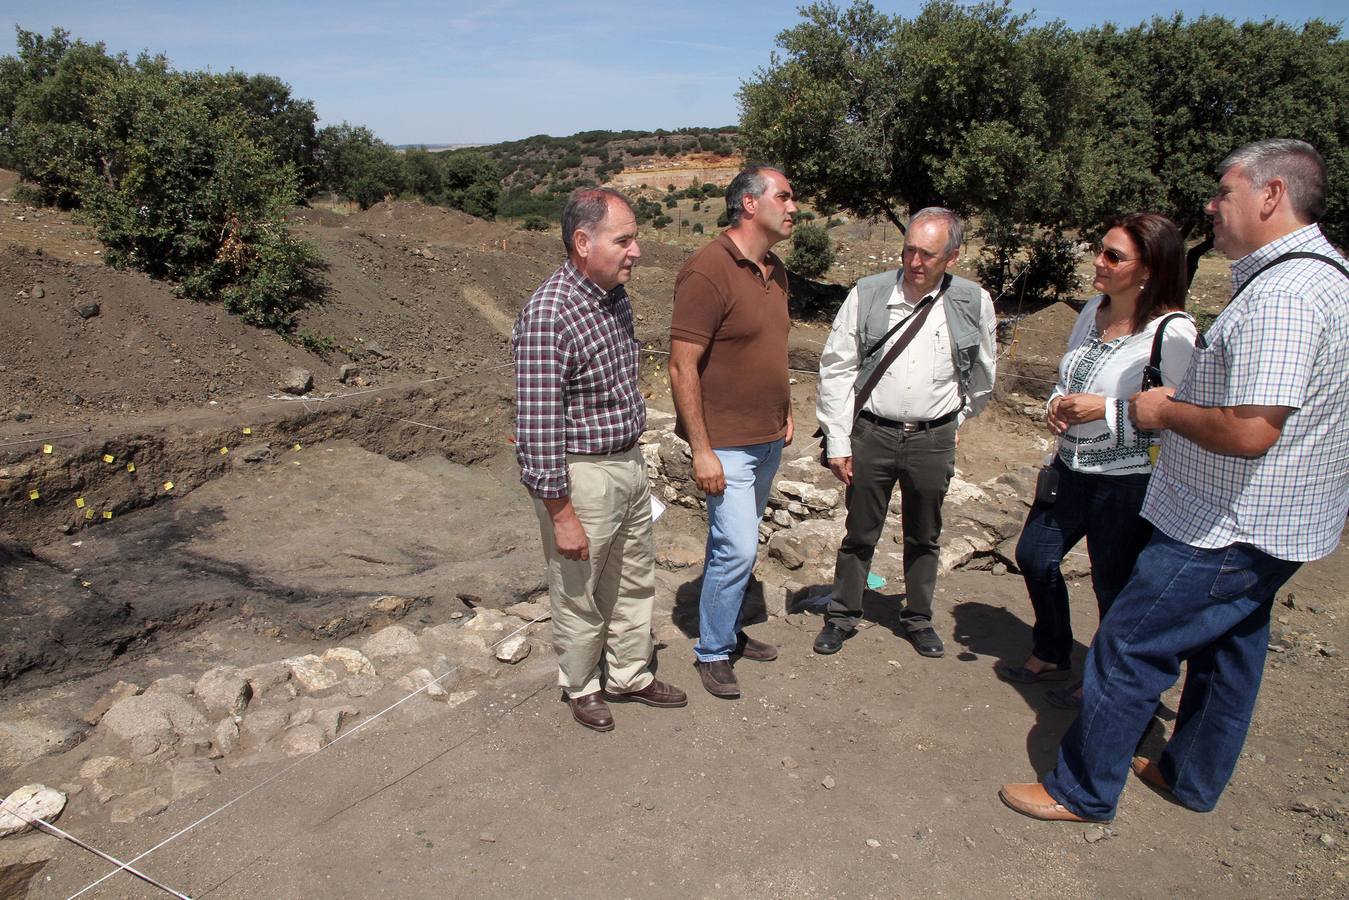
[995,213,1196,707]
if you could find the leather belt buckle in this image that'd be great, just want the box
[902,422,920,433]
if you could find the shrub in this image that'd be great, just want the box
[692,223,704,234]
[787,223,835,279]
[521,216,549,232]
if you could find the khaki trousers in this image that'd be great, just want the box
[532,446,655,698]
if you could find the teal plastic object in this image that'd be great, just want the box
[866,572,886,590]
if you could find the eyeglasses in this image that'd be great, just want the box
[1094,244,1137,268]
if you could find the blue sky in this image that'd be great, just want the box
[4,1,1343,144]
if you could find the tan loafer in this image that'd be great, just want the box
[998,782,1109,823]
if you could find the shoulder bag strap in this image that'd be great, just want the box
[852,277,949,415]
[1141,312,1192,390]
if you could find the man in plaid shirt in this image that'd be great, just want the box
[513,188,686,732]
[1002,139,1349,823]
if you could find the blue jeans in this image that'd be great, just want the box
[694,440,783,662]
[1014,460,1154,668]
[1044,532,1300,820]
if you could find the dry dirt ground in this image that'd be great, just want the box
[1,173,1345,898]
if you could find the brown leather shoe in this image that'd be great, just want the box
[696,659,740,699]
[998,782,1110,823]
[602,679,688,708]
[567,693,614,732]
[734,632,778,662]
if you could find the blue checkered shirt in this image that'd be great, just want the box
[511,260,645,499]
[1144,225,1349,561]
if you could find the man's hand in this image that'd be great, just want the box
[1128,387,1176,431]
[827,456,853,486]
[693,448,726,495]
[784,411,795,447]
[542,498,589,561]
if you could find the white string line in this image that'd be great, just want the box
[0,803,191,899]
[67,610,551,899]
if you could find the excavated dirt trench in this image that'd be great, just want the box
[0,376,544,693]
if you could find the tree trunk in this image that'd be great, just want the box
[881,203,906,234]
[1186,234,1213,286]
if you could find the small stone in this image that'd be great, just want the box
[108,788,168,824]
[991,562,1008,576]
[279,724,327,757]
[781,756,800,770]
[644,801,656,811]
[363,624,422,662]
[285,655,341,693]
[1290,795,1322,814]
[1320,646,1340,658]
[242,661,291,697]
[1318,833,1336,849]
[280,368,313,395]
[865,838,881,848]
[0,784,67,837]
[363,341,390,359]
[84,681,142,725]
[79,756,129,781]
[338,363,360,384]
[145,674,195,696]
[31,285,45,299]
[821,775,836,790]
[322,648,376,676]
[240,708,289,745]
[76,302,100,319]
[168,759,220,799]
[214,718,240,757]
[964,835,976,848]
[316,705,361,741]
[495,634,532,664]
[1084,826,1110,843]
[479,832,496,843]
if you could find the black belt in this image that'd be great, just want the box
[858,408,958,433]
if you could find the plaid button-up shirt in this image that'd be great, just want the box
[512,259,645,498]
[1144,224,1349,562]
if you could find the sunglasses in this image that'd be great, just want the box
[1094,244,1138,268]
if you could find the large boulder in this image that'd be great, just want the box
[194,666,252,717]
[0,784,67,838]
[99,693,206,743]
[0,717,87,769]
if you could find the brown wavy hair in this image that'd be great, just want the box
[1100,212,1187,333]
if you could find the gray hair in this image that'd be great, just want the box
[1220,139,1327,222]
[907,207,965,255]
[562,187,632,255]
[724,164,780,227]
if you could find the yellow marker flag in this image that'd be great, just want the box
[102,454,115,464]
[75,497,86,509]
[126,463,136,473]
[28,489,40,501]
[102,511,113,519]
[243,427,253,435]
[84,509,94,520]
[163,481,174,491]
[80,580,91,588]
[42,444,53,455]
[219,447,229,455]
[293,443,302,451]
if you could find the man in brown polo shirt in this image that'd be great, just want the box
[669,164,796,699]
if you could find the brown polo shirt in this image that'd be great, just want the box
[671,232,791,448]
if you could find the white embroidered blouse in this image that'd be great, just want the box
[1051,295,1199,475]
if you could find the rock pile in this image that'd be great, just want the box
[0,608,546,830]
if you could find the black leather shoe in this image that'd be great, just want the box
[813,622,853,655]
[906,626,945,658]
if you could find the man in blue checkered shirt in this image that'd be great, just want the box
[512,188,687,733]
[1002,139,1349,824]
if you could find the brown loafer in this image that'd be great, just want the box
[1131,757,1173,794]
[998,782,1109,823]
[602,679,688,708]
[734,632,778,662]
[567,693,614,732]
[695,659,740,699]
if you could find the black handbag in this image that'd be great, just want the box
[1139,312,1192,390]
